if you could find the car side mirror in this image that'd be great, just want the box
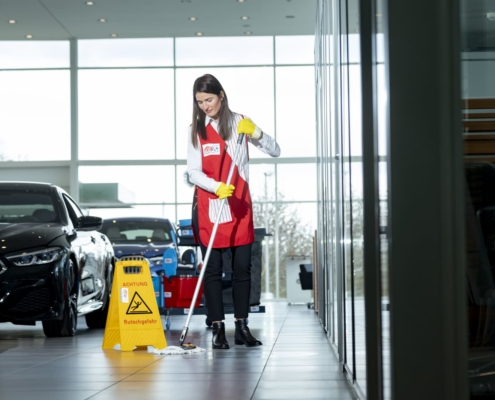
[76,215,103,231]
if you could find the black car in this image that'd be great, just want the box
[0,182,115,337]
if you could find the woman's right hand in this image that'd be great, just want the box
[215,182,235,199]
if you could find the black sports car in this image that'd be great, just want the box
[0,182,115,337]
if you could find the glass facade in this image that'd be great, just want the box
[461,1,495,397]
[316,0,468,398]
[0,70,70,161]
[78,68,176,160]
[0,35,316,300]
[316,0,373,396]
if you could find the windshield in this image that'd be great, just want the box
[100,219,173,243]
[0,190,57,223]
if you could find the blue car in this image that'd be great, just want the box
[99,217,180,276]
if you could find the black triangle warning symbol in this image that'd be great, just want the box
[126,292,153,315]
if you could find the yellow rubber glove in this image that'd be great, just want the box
[237,118,263,140]
[215,182,235,199]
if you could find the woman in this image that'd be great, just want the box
[187,74,280,349]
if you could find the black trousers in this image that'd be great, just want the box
[198,242,252,321]
[192,188,252,321]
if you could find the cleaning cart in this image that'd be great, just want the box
[157,218,206,329]
[158,219,266,330]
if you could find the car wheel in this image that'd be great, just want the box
[42,259,78,337]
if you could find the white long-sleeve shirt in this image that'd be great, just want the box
[187,113,280,194]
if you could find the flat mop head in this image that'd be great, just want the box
[152,344,205,356]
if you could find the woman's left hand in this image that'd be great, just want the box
[237,118,263,140]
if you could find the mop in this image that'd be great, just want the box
[151,344,205,356]
[154,132,245,355]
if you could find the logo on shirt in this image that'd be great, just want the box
[202,143,220,157]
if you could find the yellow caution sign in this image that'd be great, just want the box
[102,259,167,351]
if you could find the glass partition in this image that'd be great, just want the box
[376,11,391,398]
[277,164,317,201]
[275,35,315,64]
[79,165,175,204]
[276,66,316,157]
[0,41,69,69]
[176,164,194,204]
[0,70,70,161]
[175,36,273,66]
[78,38,174,67]
[315,0,389,397]
[78,68,175,160]
[460,2,495,397]
[248,164,276,202]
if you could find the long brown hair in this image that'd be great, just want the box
[191,74,234,148]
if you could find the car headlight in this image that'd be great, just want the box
[150,256,163,266]
[7,248,62,266]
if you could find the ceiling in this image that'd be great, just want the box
[3,0,491,51]
[0,0,317,40]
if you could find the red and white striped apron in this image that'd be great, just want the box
[195,122,254,248]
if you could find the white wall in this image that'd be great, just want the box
[0,163,70,192]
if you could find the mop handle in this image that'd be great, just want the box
[180,133,245,345]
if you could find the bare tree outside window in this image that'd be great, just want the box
[252,192,314,298]
[183,170,315,299]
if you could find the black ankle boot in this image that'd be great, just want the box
[212,322,229,349]
[235,319,262,347]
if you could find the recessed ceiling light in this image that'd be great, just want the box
[26,34,33,39]
[110,33,118,38]
[189,17,197,21]
[244,31,252,35]
[98,18,107,23]
[237,0,245,2]
[86,1,94,5]
[196,32,203,36]
[8,20,16,24]
[241,16,249,20]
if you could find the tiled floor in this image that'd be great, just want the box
[0,302,357,400]
[350,299,391,399]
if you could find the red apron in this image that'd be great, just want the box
[195,123,254,248]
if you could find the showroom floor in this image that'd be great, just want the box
[0,302,357,400]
